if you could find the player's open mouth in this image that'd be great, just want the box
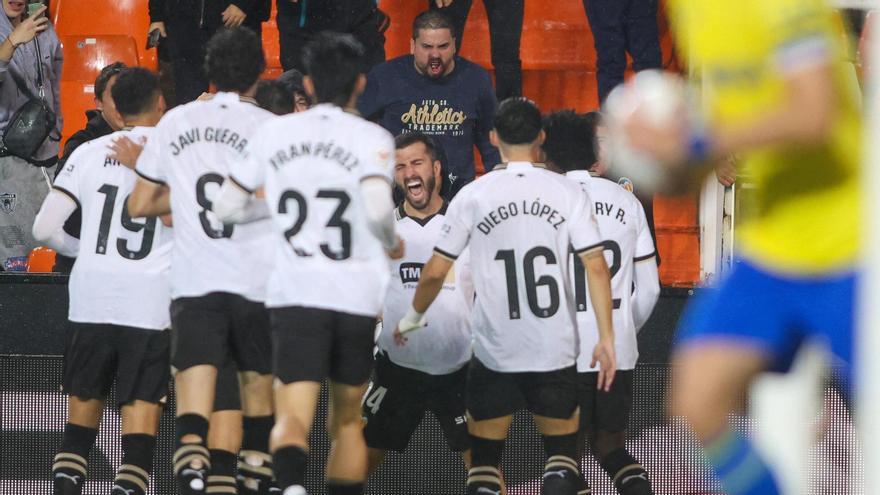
[406,179,425,199]
[428,58,443,75]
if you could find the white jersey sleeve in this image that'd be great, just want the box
[568,189,603,256]
[52,151,83,204]
[434,189,473,260]
[634,201,657,261]
[228,133,268,193]
[358,130,395,183]
[135,131,167,185]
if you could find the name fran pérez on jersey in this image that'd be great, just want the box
[169,127,249,155]
[269,141,359,171]
[477,199,566,235]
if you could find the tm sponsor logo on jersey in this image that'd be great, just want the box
[477,199,566,235]
[168,127,249,156]
[399,262,424,284]
[400,99,466,136]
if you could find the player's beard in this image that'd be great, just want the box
[404,174,437,210]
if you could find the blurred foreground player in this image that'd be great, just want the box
[364,133,474,474]
[34,68,170,495]
[394,98,616,495]
[126,28,276,495]
[620,1,861,494]
[543,110,660,495]
[214,33,402,495]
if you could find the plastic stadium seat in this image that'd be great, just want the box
[53,0,156,69]
[60,81,97,146]
[27,247,57,273]
[60,35,138,82]
[261,1,282,78]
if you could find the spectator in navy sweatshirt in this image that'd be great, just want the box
[358,10,500,199]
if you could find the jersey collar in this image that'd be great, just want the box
[493,161,546,172]
[396,200,448,227]
[565,170,593,182]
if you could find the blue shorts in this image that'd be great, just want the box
[676,259,856,389]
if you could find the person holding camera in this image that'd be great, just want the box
[0,0,63,269]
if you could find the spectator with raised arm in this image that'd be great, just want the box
[0,0,62,269]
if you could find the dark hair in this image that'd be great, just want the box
[277,69,305,94]
[394,132,440,162]
[204,27,266,93]
[111,68,160,118]
[493,97,542,146]
[255,80,295,116]
[95,61,127,100]
[542,110,597,172]
[303,32,364,106]
[412,10,455,39]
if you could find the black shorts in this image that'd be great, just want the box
[62,322,170,407]
[213,358,242,412]
[271,306,376,386]
[577,370,634,434]
[362,352,470,452]
[466,358,578,421]
[170,292,272,375]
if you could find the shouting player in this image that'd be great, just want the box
[543,110,660,495]
[126,28,276,495]
[213,33,402,495]
[621,1,861,494]
[33,68,170,495]
[395,98,616,495]
[363,132,474,475]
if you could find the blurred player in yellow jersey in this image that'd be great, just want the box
[620,0,861,494]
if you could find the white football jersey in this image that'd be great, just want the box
[135,92,274,301]
[566,171,656,371]
[378,204,474,375]
[53,127,172,330]
[229,103,395,316]
[434,162,603,373]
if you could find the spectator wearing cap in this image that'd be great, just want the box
[147,0,271,104]
[276,0,387,74]
[582,0,662,103]
[51,62,127,273]
[358,10,500,199]
[428,0,524,101]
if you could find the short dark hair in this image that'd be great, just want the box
[542,110,597,172]
[303,32,364,106]
[277,69,305,94]
[412,10,455,39]
[204,27,266,93]
[95,61,126,100]
[394,132,440,162]
[111,68,160,118]
[255,80,295,116]
[493,97,542,146]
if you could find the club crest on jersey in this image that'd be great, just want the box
[0,193,16,214]
[400,262,424,284]
[618,177,635,193]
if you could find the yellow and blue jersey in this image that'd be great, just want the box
[669,0,862,275]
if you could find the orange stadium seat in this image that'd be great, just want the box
[53,0,156,69]
[60,35,138,82]
[261,1,282,79]
[26,246,57,273]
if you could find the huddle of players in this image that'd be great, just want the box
[32,26,660,495]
